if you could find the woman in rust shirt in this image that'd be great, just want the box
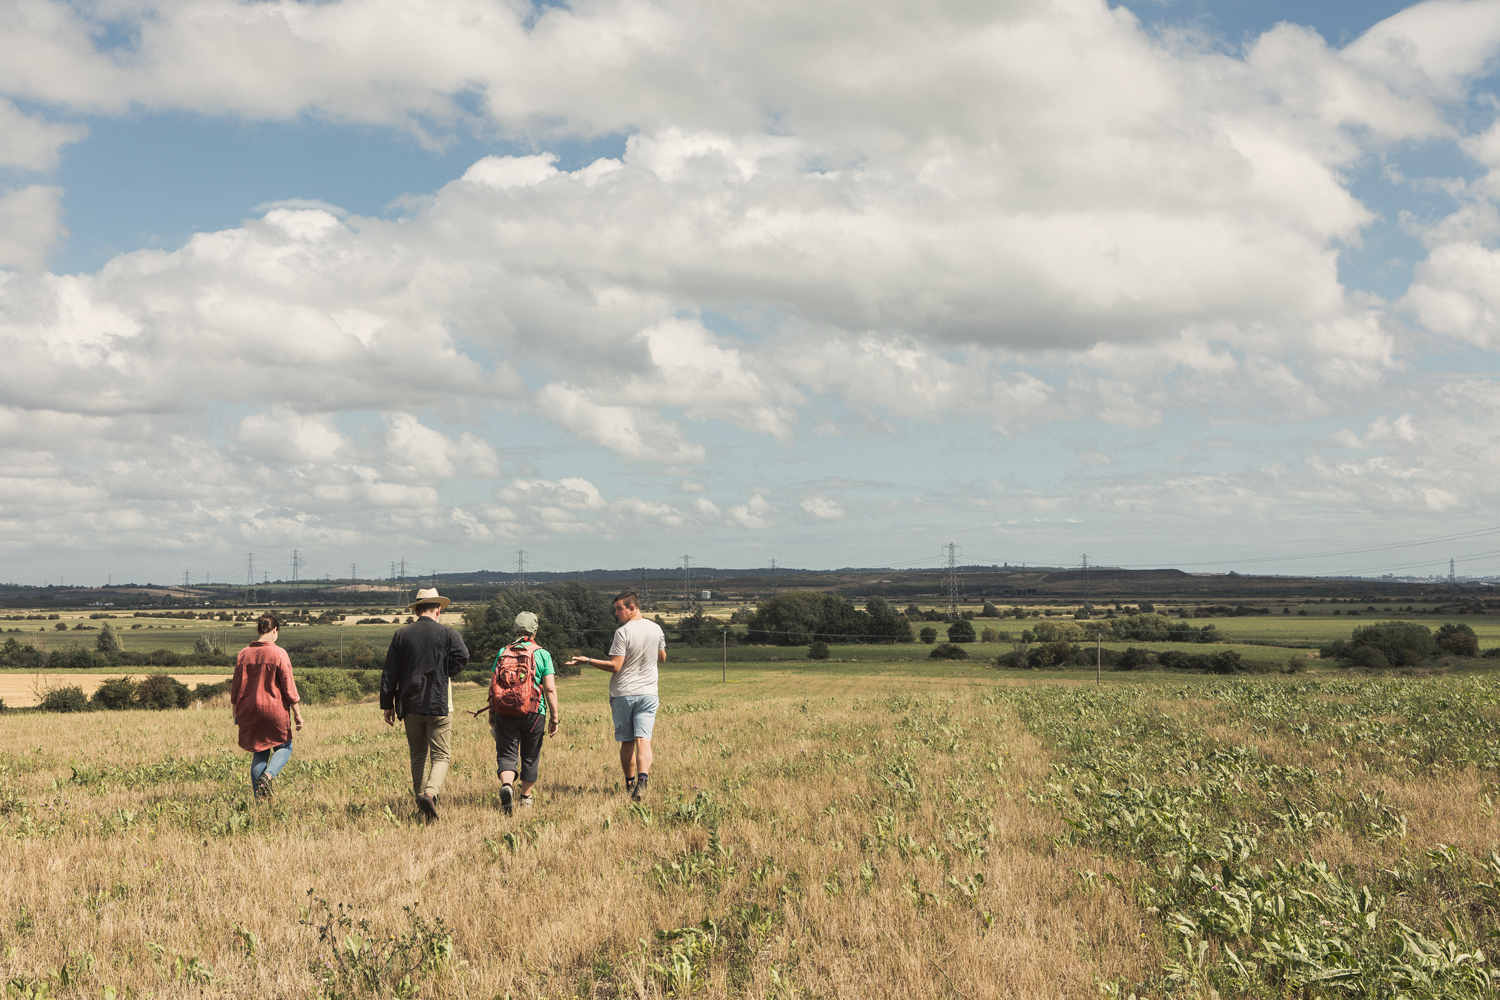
[231,612,304,798]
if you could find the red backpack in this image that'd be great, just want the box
[487,640,541,717]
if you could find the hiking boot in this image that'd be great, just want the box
[499,783,514,816]
[254,775,274,799]
[416,793,439,821]
[631,774,648,801]
[624,776,637,797]
[519,793,533,810]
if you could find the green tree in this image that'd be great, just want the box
[745,592,873,645]
[1435,622,1480,657]
[945,619,977,643]
[864,597,913,643]
[808,640,830,660]
[1347,621,1434,667]
[676,608,726,647]
[193,635,213,656]
[96,623,122,658]
[918,626,938,644]
[462,582,615,675]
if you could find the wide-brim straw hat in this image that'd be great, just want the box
[407,588,451,612]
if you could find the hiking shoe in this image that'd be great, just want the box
[499,783,514,816]
[416,793,439,821]
[624,776,637,797]
[519,793,533,810]
[631,774,648,801]
[254,775,274,799]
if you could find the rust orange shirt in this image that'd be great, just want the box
[232,640,300,752]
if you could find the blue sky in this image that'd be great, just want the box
[4,0,1500,587]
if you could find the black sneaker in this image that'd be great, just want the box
[499,783,514,816]
[416,793,439,821]
[631,774,648,801]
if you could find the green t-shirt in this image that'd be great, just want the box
[492,642,555,717]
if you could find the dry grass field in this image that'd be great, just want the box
[1,665,1498,998]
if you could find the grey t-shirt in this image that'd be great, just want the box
[608,618,666,697]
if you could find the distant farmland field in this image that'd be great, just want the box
[2,665,1499,997]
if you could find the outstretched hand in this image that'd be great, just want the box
[565,655,589,666]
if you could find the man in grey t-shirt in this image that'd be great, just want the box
[567,590,665,801]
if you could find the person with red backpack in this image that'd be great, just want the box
[482,611,559,815]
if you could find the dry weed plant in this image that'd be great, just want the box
[0,669,1149,999]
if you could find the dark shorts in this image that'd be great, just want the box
[490,711,545,783]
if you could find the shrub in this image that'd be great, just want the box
[1115,647,1153,671]
[137,674,190,710]
[41,686,89,712]
[1435,622,1480,657]
[1210,650,1243,675]
[1347,621,1433,667]
[979,626,1000,643]
[979,602,999,617]
[91,676,139,710]
[918,627,938,644]
[945,619,976,644]
[1027,640,1074,668]
[808,641,830,660]
[297,670,381,705]
[193,680,231,701]
[928,642,968,660]
[1347,646,1390,670]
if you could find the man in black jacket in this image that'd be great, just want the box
[381,588,469,820]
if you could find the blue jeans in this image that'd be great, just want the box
[251,740,293,793]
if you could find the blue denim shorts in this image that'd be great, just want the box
[610,694,659,742]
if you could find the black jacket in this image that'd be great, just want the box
[380,617,469,719]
